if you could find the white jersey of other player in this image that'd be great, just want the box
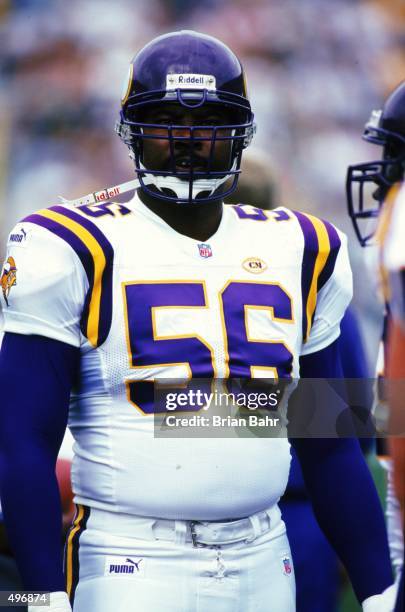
[1,196,351,520]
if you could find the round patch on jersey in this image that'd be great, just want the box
[1,256,17,307]
[242,257,267,274]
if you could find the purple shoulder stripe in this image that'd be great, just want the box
[23,207,114,348]
[23,212,95,287]
[317,219,341,291]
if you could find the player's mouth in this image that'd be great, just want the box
[174,157,209,174]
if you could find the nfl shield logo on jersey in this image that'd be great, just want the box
[198,243,212,258]
[282,556,292,575]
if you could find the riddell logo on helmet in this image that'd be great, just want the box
[166,74,216,91]
[179,76,203,84]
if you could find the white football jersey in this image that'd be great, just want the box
[1,195,352,520]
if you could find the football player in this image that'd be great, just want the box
[346,79,405,612]
[0,31,396,612]
[385,183,405,612]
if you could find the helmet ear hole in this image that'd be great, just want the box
[384,140,404,162]
[383,161,404,185]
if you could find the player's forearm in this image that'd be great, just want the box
[0,446,66,591]
[0,334,78,592]
[292,437,393,604]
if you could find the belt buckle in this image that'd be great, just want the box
[189,521,202,548]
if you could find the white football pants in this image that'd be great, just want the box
[65,504,295,612]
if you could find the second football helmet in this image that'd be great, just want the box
[346,80,405,245]
[116,30,255,204]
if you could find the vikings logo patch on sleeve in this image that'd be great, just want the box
[1,256,17,306]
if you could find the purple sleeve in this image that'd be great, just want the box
[0,332,79,591]
[291,340,393,603]
[338,307,371,378]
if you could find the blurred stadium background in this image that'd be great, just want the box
[0,1,404,609]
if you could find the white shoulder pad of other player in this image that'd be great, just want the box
[28,592,72,612]
[362,583,397,612]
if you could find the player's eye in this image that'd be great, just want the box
[199,116,223,126]
[153,115,173,125]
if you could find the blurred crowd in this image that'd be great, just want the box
[0,0,404,356]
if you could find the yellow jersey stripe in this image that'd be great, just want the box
[36,208,107,347]
[66,504,85,598]
[302,213,331,339]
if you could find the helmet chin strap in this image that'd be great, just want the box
[57,162,236,208]
[138,161,237,202]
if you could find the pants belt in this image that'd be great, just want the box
[82,504,283,548]
[153,505,281,547]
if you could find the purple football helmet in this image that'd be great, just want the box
[346,80,405,246]
[116,30,255,204]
